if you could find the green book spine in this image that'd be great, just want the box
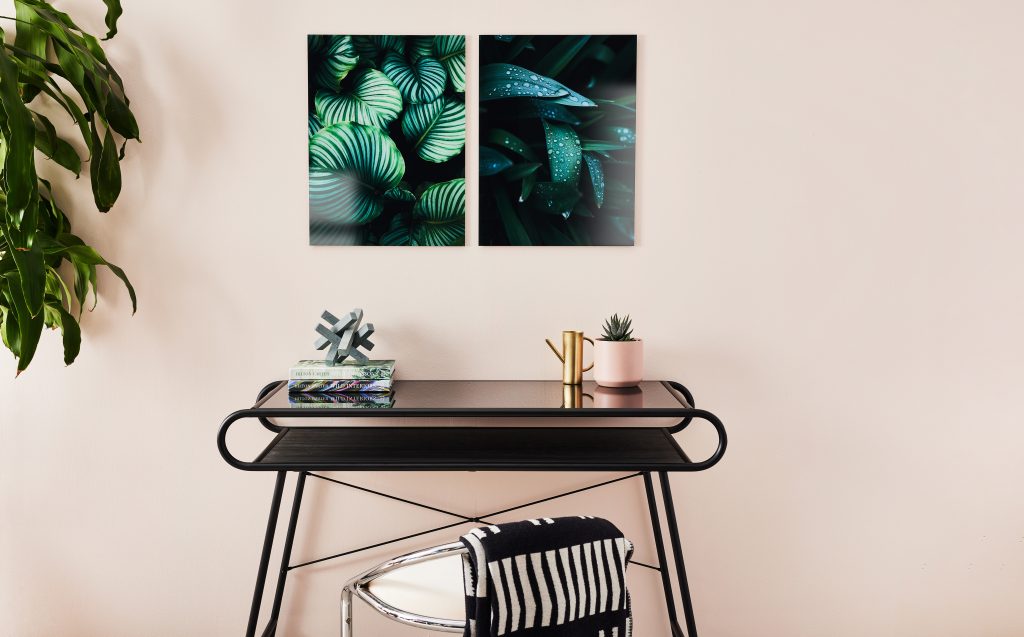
[288,359,396,380]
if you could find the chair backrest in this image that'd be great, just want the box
[345,542,467,633]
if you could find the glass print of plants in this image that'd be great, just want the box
[478,35,637,246]
[308,35,467,246]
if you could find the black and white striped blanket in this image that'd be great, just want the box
[460,516,633,637]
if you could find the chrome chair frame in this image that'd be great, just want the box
[341,541,468,637]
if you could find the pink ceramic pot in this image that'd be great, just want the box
[593,339,643,387]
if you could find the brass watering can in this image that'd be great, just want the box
[545,330,595,385]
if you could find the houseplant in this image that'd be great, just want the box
[594,313,643,387]
[0,0,138,375]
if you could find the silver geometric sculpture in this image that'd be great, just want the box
[314,308,375,366]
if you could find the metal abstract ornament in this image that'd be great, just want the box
[314,308,375,365]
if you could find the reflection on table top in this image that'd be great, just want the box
[257,380,692,414]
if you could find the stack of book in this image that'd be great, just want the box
[287,359,396,408]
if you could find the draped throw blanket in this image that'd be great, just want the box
[460,516,633,637]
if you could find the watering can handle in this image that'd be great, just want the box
[582,337,595,372]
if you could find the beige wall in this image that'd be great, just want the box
[2,0,1023,635]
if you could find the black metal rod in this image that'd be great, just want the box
[288,473,644,571]
[289,519,472,570]
[246,472,285,637]
[268,472,306,633]
[628,559,661,572]
[480,472,644,518]
[660,472,698,637]
[308,472,476,522]
[644,472,684,637]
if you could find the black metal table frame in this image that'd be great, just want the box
[219,381,727,637]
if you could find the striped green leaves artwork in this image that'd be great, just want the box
[315,69,402,129]
[308,35,465,246]
[382,52,447,104]
[310,36,358,91]
[434,36,466,93]
[309,123,405,244]
[401,96,466,163]
[380,178,465,246]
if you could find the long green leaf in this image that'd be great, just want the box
[0,303,20,356]
[101,0,122,39]
[7,240,45,315]
[32,112,82,175]
[479,146,513,176]
[0,30,38,223]
[480,63,596,107]
[400,96,466,163]
[486,128,538,162]
[3,273,44,374]
[90,124,122,212]
[53,238,136,313]
[315,68,402,129]
[381,51,446,104]
[13,1,47,100]
[583,152,605,208]
[542,120,582,185]
[50,301,81,364]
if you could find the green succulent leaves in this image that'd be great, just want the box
[401,96,466,163]
[315,69,402,129]
[308,35,465,246]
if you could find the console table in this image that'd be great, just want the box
[218,380,727,637]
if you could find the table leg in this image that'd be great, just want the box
[246,472,286,637]
[643,472,685,637]
[267,471,307,635]
[659,471,698,637]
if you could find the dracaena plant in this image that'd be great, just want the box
[0,0,138,375]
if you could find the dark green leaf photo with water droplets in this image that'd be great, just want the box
[478,35,637,246]
[308,35,466,246]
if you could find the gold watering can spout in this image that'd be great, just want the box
[545,330,594,385]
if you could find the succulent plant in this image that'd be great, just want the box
[600,313,636,341]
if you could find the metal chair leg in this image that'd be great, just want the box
[643,472,684,637]
[341,586,354,637]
